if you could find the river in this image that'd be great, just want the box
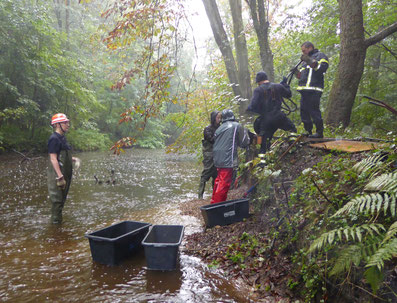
[0,149,250,303]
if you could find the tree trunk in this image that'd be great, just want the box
[65,0,70,36]
[325,0,397,127]
[246,0,274,81]
[229,0,252,114]
[53,0,63,31]
[325,0,366,127]
[202,0,242,101]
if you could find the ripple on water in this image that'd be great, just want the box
[0,150,249,303]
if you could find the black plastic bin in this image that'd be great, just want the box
[142,225,184,271]
[85,221,151,266]
[200,198,250,228]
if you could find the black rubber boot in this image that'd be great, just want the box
[309,121,324,138]
[259,141,267,155]
[303,122,313,137]
[198,181,205,199]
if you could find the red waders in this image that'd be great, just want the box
[210,168,233,204]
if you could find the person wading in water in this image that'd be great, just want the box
[47,113,80,224]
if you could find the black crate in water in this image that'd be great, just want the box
[142,225,184,271]
[200,198,250,228]
[85,221,151,266]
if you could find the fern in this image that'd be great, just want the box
[309,224,385,252]
[366,238,397,270]
[364,266,384,293]
[309,153,396,295]
[383,221,397,244]
[333,192,396,217]
[352,153,388,178]
[329,244,362,276]
[364,172,397,193]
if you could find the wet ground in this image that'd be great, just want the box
[0,149,251,302]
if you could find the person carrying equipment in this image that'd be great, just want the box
[47,113,80,224]
[248,71,297,160]
[211,109,250,204]
[198,111,221,199]
[294,41,329,138]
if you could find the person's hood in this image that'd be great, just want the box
[210,111,219,127]
[221,109,236,123]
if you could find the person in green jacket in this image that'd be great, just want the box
[47,113,80,224]
[198,111,221,199]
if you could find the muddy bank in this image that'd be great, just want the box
[180,183,297,302]
[180,139,379,302]
[180,142,337,302]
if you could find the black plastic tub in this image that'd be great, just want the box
[85,221,151,266]
[142,225,184,271]
[200,198,250,228]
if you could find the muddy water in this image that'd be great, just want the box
[0,149,250,303]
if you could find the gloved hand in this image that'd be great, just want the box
[289,67,300,78]
[56,176,66,190]
[280,76,288,86]
[300,54,316,67]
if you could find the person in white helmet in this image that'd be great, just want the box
[47,113,79,224]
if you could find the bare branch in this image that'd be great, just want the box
[365,22,397,48]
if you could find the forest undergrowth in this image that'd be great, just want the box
[182,136,397,303]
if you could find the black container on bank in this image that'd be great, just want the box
[200,198,250,228]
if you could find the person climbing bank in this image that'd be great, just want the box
[198,111,221,199]
[295,41,329,138]
[210,109,250,204]
[248,71,297,157]
[47,113,80,224]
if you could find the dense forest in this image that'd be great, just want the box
[1,0,396,154]
[1,0,397,301]
[0,0,193,152]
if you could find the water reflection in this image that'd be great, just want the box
[0,149,250,302]
[146,267,183,294]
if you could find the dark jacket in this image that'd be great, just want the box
[250,82,292,115]
[202,111,219,157]
[213,120,250,168]
[297,49,329,92]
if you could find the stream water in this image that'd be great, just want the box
[0,149,251,303]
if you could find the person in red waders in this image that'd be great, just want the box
[210,109,250,204]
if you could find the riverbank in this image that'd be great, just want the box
[181,184,296,303]
[180,138,393,302]
[180,140,325,302]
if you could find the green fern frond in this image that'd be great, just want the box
[333,193,396,218]
[309,224,385,252]
[364,266,384,293]
[329,244,362,276]
[363,236,384,259]
[382,221,397,244]
[366,238,397,270]
[364,172,397,193]
[352,154,387,177]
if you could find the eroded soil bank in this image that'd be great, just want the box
[180,140,372,302]
[181,186,299,302]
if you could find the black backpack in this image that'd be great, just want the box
[247,84,276,115]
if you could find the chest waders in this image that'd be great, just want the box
[47,149,73,224]
[198,139,217,199]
